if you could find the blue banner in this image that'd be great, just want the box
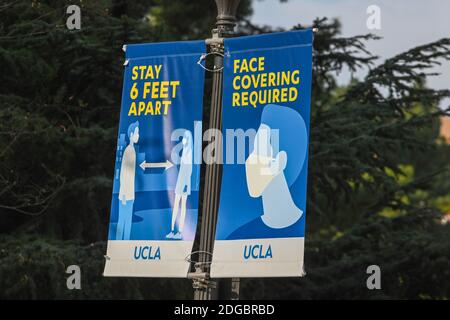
[211,30,313,278]
[104,40,205,278]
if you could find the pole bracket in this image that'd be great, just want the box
[186,251,216,291]
[197,52,225,72]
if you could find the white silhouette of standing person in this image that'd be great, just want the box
[166,130,193,240]
[117,121,139,240]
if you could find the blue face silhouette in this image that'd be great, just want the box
[259,104,308,187]
[241,104,308,229]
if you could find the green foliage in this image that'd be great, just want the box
[0,234,191,299]
[0,2,449,299]
[302,18,450,231]
[241,208,450,300]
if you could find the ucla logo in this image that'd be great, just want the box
[134,246,161,260]
[243,244,273,259]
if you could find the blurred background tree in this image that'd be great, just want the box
[0,0,449,299]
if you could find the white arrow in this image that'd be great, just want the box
[139,160,174,171]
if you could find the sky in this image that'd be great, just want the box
[251,0,450,108]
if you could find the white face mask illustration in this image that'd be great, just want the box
[245,124,287,197]
[245,154,275,197]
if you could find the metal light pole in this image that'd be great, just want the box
[192,0,240,301]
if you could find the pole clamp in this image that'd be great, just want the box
[197,52,225,72]
[186,251,216,291]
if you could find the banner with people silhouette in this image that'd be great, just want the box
[104,40,205,277]
[211,30,313,277]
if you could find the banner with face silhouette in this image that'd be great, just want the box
[211,30,313,278]
[103,40,205,278]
